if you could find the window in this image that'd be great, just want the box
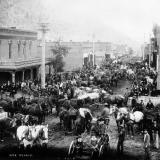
[22,40,26,58]
[29,40,32,57]
[8,40,12,59]
[17,40,21,55]
[29,40,32,50]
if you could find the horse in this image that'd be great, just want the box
[104,94,125,107]
[17,124,48,148]
[0,117,18,140]
[75,108,93,135]
[59,108,70,131]
[98,106,111,129]
[118,110,143,135]
[145,76,154,84]
[0,99,15,117]
[29,125,48,147]
[110,105,144,135]
[16,125,32,148]
[48,95,57,114]
[21,103,44,124]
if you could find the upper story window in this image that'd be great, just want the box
[22,40,26,57]
[29,40,32,50]
[8,40,12,59]
[17,40,21,55]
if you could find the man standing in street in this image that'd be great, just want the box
[146,99,154,110]
[144,129,151,160]
[117,125,125,154]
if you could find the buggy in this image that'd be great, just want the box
[68,131,110,160]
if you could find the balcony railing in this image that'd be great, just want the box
[0,57,52,70]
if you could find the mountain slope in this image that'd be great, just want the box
[0,0,140,50]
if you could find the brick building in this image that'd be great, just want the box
[0,27,52,84]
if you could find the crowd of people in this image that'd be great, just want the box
[0,60,160,159]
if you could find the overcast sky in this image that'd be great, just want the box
[39,0,160,46]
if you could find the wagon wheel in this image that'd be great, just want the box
[68,141,75,157]
[90,148,98,160]
[99,145,105,158]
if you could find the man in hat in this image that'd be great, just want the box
[74,135,83,155]
[117,125,125,154]
[146,99,154,110]
[144,129,150,160]
[99,104,110,128]
[89,132,99,151]
[139,100,145,112]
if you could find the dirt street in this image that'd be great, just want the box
[0,79,160,160]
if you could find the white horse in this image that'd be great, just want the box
[109,105,128,116]
[29,125,48,146]
[127,69,134,75]
[110,105,144,134]
[145,76,154,84]
[17,125,33,148]
[110,105,143,123]
[17,124,48,148]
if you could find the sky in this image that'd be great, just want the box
[39,0,160,48]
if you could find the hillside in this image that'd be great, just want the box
[0,0,140,50]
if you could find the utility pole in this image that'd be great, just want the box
[149,35,152,69]
[149,43,151,68]
[39,23,49,89]
[92,33,95,66]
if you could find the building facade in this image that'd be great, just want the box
[151,25,160,89]
[0,27,52,84]
[0,27,133,84]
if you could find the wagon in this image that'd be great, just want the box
[68,133,109,160]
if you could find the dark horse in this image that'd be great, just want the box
[21,103,45,124]
[59,107,78,132]
[75,110,93,135]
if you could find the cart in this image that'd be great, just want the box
[68,132,109,160]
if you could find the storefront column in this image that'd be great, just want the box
[49,64,51,75]
[37,66,41,81]
[22,70,25,81]
[11,72,15,83]
[30,68,33,80]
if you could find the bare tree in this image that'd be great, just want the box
[50,41,69,72]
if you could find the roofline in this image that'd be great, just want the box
[0,27,37,35]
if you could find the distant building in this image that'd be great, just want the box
[0,27,52,84]
[83,52,95,68]
[61,41,131,71]
[0,27,134,83]
[152,25,160,89]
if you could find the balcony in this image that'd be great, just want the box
[0,57,52,70]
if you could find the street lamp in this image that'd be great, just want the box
[38,23,49,89]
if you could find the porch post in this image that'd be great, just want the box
[11,71,15,83]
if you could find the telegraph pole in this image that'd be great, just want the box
[149,34,152,69]
[92,33,95,66]
[39,23,49,89]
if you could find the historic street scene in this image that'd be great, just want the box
[1,0,160,160]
